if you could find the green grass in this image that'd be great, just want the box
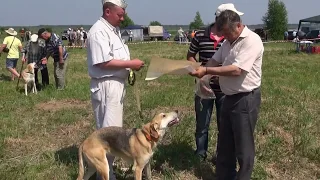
[0,41,319,180]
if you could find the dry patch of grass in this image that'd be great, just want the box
[3,118,93,160]
[35,99,90,112]
[265,157,320,180]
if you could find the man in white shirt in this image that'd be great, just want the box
[177,27,184,44]
[129,30,133,42]
[86,0,144,179]
[79,27,85,48]
[190,4,264,180]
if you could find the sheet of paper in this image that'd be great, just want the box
[145,57,201,81]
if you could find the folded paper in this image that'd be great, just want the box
[145,57,201,81]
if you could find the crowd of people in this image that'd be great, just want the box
[0,27,68,90]
[66,27,88,48]
[86,0,264,180]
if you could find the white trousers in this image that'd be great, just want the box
[90,77,126,129]
[90,77,125,180]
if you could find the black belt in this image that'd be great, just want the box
[226,87,260,97]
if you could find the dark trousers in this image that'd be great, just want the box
[216,88,261,180]
[34,67,49,88]
[194,91,225,158]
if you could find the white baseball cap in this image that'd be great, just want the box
[30,34,38,42]
[102,0,128,9]
[215,3,244,17]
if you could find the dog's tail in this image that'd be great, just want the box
[77,143,85,180]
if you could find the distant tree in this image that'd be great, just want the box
[262,0,288,40]
[149,21,162,26]
[189,11,204,30]
[120,13,134,28]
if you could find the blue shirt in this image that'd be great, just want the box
[45,33,68,62]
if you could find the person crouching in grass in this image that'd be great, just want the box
[21,34,49,91]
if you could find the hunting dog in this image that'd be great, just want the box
[21,62,37,96]
[77,110,180,180]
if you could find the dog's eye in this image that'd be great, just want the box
[162,114,166,118]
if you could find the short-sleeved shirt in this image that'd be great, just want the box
[178,29,184,38]
[87,17,130,79]
[45,33,68,62]
[2,36,22,59]
[212,26,264,95]
[188,24,225,92]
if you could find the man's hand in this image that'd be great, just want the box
[189,66,207,78]
[41,58,47,65]
[129,59,144,71]
[22,58,26,63]
[59,58,64,68]
[199,76,214,96]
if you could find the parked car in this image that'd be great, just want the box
[286,30,297,40]
[163,30,171,40]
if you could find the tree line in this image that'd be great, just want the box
[0,1,288,40]
[121,0,289,40]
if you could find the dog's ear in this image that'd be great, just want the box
[150,123,159,140]
[27,64,33,72]
[142,123,150,136]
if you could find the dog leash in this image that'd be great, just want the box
[128,69,143,119]
[16,61,25,91]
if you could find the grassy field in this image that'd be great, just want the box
[0,41,319,180]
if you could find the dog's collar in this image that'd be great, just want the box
[142,130,159,142]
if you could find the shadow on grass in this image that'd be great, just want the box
[54,142,216,180]
[0,74,11,81]
[153,141,216,180]
[54,144,124,180]
[54,145,81,179]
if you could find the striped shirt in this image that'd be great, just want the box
[188,23,225,92]
[45,33,68,62]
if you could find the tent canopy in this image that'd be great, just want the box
[298,15,320,31]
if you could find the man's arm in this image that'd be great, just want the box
[187,35,199,62]
[58,45,63,63]
[206,65,242,76]
[19,45,23,53]
[0,44,6,53]
[187,51,197,62]
[97,59,137,69]
[0,38,8,53]
[191,37,263,78]
[205,58,220,67]
[89,32,143,70]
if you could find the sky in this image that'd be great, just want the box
[0,0,318,27]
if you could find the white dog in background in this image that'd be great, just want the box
[21,62,37,96]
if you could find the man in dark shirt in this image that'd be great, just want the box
[187,22,225,162]
[38,28,69,90]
